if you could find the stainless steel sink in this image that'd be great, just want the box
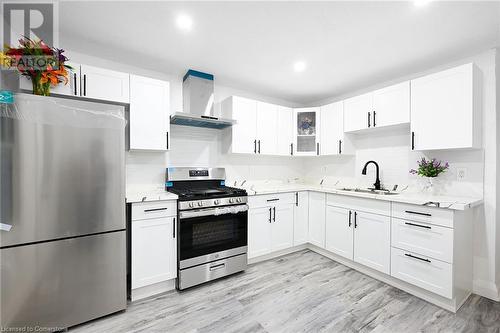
[339,188,399,195]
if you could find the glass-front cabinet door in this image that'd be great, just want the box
[293,107,320,156]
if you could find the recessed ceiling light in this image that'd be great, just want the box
[414,0,431,7]
[176,14,193,31]
[293,61,307,72]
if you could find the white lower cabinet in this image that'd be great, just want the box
[293,192,309,246]
[325,206,353,260]
[131,201,177,292]
[352,211,391,274]
[308,192,326,247]
[248,194,294,258]
[325,204,390,274]
[271,204,295,251]
[248,207,273,258]
[391,247,453,299]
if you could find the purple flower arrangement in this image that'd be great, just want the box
[410,157,449,178]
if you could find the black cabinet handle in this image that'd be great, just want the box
[367,112,371,128]
[354,211,358,228]
[144,207,168,212]
[373,111,376,127]
[290,143,293,156]
[269,207,272,223]
[405,222,431,229]
[166,131,169,149]
[338,140,342,154]
[295,192,298,206]
[254,140,257,154]
[173,217,176,238]
[266,198,279,202]
[83,74,86,96]
[405,210,431,217]
[73,73,77,95]
[273,207,276,222]
[348,210,352,227]
[411,132,415,150]
[317,142,320,155]
[405,253,431,263]
[258,140,261,154]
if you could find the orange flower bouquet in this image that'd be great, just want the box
[2,37,72,96]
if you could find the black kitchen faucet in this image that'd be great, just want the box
[362,161,381,190]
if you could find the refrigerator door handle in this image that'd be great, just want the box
[0,223,12,231]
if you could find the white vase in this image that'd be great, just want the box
[422,177,436,194]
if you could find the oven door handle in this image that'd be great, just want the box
[179,204,249,219]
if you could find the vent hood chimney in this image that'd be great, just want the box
[170,69,235,129]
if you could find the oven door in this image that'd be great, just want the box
[178,204,248,269]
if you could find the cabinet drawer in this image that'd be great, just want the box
[392,203,454,228]
[248,192,295,208]
[391,247,452,299]
[132,201,177,220]
[326,193,390,216]
[392,218,453,263]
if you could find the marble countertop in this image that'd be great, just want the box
[237,184,482,211]
[126,186,178,203]
[126,183,482,210]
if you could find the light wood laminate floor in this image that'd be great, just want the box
[73,250,500,333]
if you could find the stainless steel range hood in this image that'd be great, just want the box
[170,70,235,129]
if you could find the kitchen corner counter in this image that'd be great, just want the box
[238,184,482,211]
[126,187,178,203]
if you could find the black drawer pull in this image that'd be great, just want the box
[266,198,279,202]
[405,222,431,229]
[405,253,431,263]
[405,210,431,217]
[144,207,168,212]
[348,210,352,227]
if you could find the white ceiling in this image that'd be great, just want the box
[59,1,500,104]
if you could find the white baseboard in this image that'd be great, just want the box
[131,279,176,302]
[473,279,500,301]
[248,244,308,264]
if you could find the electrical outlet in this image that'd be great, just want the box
[456,167,467,181]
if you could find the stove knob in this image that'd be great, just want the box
[214,199,220,205]
[229,198,235,203]
[189,202,195,208]
[198,201,203,207]
[237,197,243,203]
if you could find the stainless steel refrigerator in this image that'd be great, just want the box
[0,93,126,330]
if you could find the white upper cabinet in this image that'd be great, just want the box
[320,101,352,155]
[294,107,321,156]
[277,106,294,156]
[129,75,170,151]
[344,81,410,133]
[410,63,481,150]
[372,81,410,128]
[222,96,257,154]
[80,64,130,103]
[344,93,372,132]
[256,102,278,155]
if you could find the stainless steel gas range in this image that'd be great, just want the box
[166,167,248,290]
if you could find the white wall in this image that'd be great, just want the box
[309,49,498,301]
[65,51,304,188]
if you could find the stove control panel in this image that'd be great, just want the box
[179,196,248,211]
[189,169,209,177]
